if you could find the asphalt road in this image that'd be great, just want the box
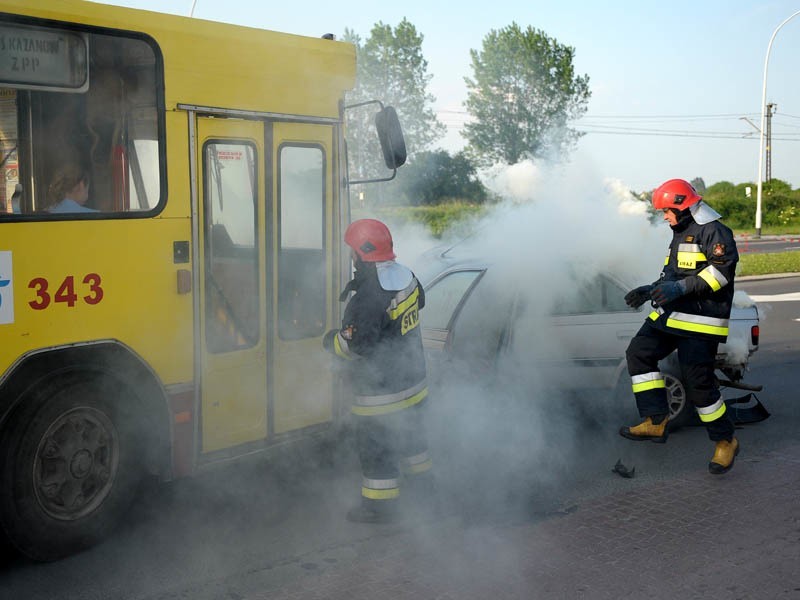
[0,276,797,600]
[737,235,800,254]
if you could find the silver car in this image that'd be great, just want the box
[416,246,760,429]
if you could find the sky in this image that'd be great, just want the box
[98,0,800,193]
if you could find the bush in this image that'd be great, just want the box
[376,202,487,237]
[699,178,800,230]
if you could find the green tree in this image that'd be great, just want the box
[762,179,795,226]
[705,180,735,195]
[702,179,798,228]
[393,150,488,205]
[343,20,445,180]
[635,178,800,230]
[690,177,706,193]
[707,183,754,228]
[463,23,591,166]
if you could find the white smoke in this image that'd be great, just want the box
[470,159,668,292]
[732,289,756,309]
[723,290,760,367]
[390,158,673,514]
[719,333,750,368]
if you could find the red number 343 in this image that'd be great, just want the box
[28,274,104,310]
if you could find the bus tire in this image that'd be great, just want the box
[0,372,145,561]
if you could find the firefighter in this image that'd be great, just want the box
[323,218,434,522]
[620,179,740,474]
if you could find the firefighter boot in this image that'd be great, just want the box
[619,415,669,443]
[709,437,739,475]
[346,500,399,524]
[403,472,444,521]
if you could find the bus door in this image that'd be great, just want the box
[197,117,268,453]
[270,122,337,434]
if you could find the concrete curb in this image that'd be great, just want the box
[734,234,800,241]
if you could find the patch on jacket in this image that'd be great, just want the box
[401,304,419,335]
[712,243,725,257]
[685,235,694,242]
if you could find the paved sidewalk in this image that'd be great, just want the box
[189,443,800,600]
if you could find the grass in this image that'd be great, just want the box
[738,251,800,277]
[374,202,488,238]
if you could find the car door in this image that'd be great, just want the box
[548,274,644,389]
[420,269,486,372]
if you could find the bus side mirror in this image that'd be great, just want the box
[375,106,406,170]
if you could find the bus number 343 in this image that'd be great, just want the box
[28,274,104,310]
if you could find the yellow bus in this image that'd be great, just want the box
[0,0,405,560]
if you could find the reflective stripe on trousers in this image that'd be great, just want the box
[696,397,727,422]
[629,371,668,418]
[631,371,665,394]
[400,450,433,475]
[361,476,400,500]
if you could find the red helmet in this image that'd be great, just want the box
[344,218,396,262]
[652,179,702,211]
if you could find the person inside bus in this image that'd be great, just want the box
[11,184,22,213]
[47,164,98,213]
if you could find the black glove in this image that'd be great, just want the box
[650,280,687,307]
[624,285,654,309]
[322,329,338,351]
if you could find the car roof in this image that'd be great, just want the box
[412,241,636,293]
[411,244,491,288]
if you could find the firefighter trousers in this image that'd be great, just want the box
[626,321,734,441]
[355,399,433,511]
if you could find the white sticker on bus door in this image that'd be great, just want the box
[0,251,14,324]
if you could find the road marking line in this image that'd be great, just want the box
[750,293,800,302]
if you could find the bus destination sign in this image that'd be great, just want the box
[0,24,88,92]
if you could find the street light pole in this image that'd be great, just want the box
[755,9,800,238]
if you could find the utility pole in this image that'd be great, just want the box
[765,103,776,183]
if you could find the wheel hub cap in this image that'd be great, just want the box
[34,407,119,521]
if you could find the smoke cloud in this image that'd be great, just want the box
[376,158,674,519]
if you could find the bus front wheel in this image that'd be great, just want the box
[0,373,145,561]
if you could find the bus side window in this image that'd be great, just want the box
[203,142,259,353]
[0,25,163,217]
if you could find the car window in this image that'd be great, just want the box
[552,275,633,315]
[603,277,632,312]
[422,270,483,330]
[449,267,513,363]
[552,276,604,315]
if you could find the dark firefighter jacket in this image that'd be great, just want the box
[324,261,428,417]
[647,207,739,343]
